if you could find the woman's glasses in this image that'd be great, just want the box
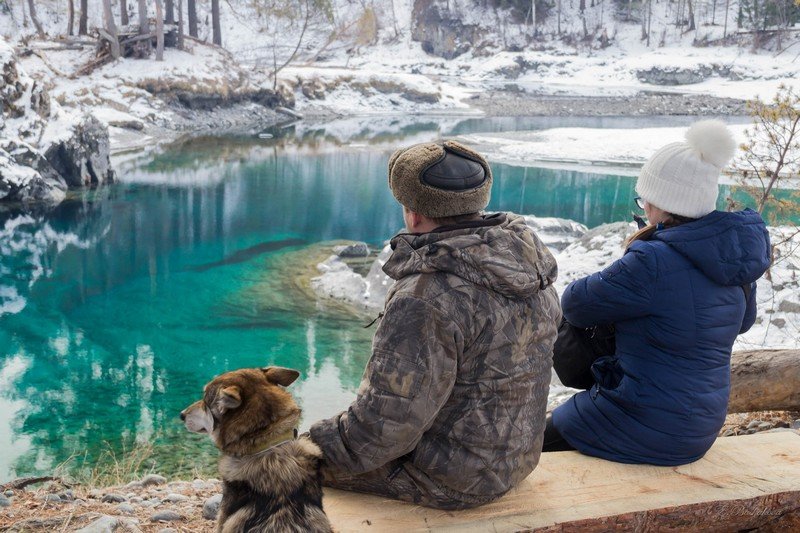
[634,196,645,210]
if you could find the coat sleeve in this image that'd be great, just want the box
[739,282,758,334]
[561,244,657,329]
[309,294,460,475]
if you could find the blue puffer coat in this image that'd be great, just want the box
[552,209,771,465]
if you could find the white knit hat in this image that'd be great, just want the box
[636,120,737,219]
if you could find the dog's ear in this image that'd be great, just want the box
[216,386,242,412]
[262,367,300,387]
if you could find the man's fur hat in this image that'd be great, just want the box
[388,140,493,218]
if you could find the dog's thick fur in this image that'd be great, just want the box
[181,367,332,533]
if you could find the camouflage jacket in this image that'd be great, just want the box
[309,213,561,498]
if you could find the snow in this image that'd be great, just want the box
[459,124,751,177]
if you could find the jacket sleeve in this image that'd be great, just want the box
[739,282,758,334]
[562,244,657,328]
[309,294,460,475]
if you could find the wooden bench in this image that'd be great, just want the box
[323,431,800,531]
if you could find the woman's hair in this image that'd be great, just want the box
[625,213,697,250]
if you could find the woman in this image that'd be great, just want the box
[545,120,771,465]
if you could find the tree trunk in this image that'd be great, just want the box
[67,0,75,35]
[102,0,121,59]
[165,0,175,24]
[121,0,129,26]
[26,0,45,38]
[188,0,198,38]
[177,0,184,48]
[723,0,730,37]
[79,0,88,35]
[687,0,696,31]
[155,0,165,60]
[211,0,222,46]
[557,0,562,34]
[729,349,800,413]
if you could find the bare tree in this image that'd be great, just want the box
[102,0,121,58]
[67,0,75,35]
[177,0,184,47]
[137,0,151,54]
[155,0,165,60]
[79,0,88,35]
[735,85,800,215]
[121,0,129,26]
[211,0,222,45]
[188,0,198,38]
[166,0,175,24]
[26,0,45,37]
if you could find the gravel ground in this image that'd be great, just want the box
[2,412,797,532]
[467,90,749,117]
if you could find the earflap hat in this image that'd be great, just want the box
[636,120,737,219]
[388,140,493,218]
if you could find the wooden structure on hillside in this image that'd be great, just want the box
[323,432,800,531]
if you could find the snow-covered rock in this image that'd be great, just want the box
[1,39,113,203]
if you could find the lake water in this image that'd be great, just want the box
[0,115,759,481]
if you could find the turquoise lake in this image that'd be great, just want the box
[0,115,759,481]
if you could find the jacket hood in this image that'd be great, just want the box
[652,209,771,286]
[384,213,558,299]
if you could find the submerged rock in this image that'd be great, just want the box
[334,242,370,258]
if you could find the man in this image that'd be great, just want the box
[309,140,561,510]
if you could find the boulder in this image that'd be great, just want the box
[635,65,713,86]
[44,114,114,188]
[411,0,485,59]
[0,141,67,203]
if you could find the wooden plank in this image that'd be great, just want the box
[323,432,800,532]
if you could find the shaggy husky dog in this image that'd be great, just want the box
[181,366,332,533]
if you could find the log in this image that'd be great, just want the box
[323,432,800,532]
[730,349,800,413]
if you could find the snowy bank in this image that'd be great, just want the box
[309,215,800,351]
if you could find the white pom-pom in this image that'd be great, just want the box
[684,119,737,169]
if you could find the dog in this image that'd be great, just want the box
[181,366,332,533]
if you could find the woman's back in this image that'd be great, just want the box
[552,209,770,465]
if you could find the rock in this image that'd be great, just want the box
[792,419,800,430]
[44,114,114,188]
[635,65,713,86]
[203,493,223,520]
[0,140,68,203]
[365,244,394,309]
[88,489,104,499]
[0,494,11,507]
[334,242,370,258]
[778,300,800,314]
[721,429,736,437]
[3,489,13,497]
[74,515,142,533]
[411,0,486,59]
[101,493,127,503]
[141,474,167,487]
[38,493,62,503]
[158,529,179,533]
[771,318,786,328]
[117,503,136,514]
[163,493,189,503]
[125,480,144,490]
[151,510,183,522]
[746,420,763,430]
[523,216,588,252]
[758,422,773,431]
